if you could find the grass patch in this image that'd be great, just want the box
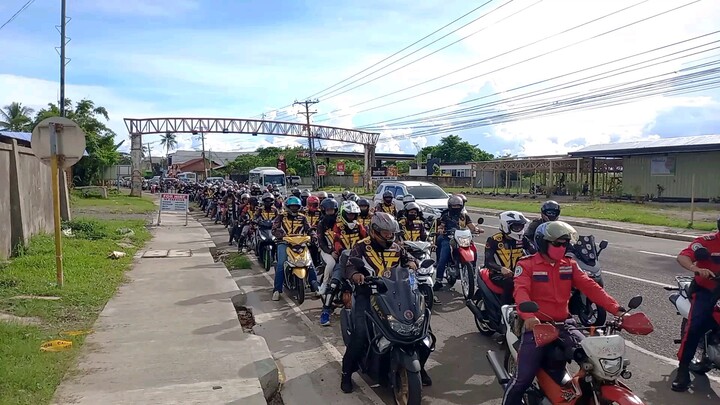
[224,252,252,270]
[466,199,717,231]
[70,192,156,214]
[0,218,151,405]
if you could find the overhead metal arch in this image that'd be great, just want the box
[124,117,379,196]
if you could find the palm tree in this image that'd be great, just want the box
[0,102,35,132]
[159,132,178,166]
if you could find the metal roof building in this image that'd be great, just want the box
[569,135,720,200]
[0,131,31,146]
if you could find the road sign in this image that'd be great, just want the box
[372,166,397,181]
[158,193,189,225]
[31,117,86,168]
[317,165,326,176]
[336,161,345,175]
[353,171,360,185]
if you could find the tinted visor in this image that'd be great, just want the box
[509,223,525,233]
[544,210,560,220]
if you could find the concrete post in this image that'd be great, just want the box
[8,139,25,251]
[363,144,376,194]
[130,133,143,197]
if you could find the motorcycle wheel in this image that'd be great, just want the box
[472,297,495,336]
[419,284,434,311]
[263,248,272,272]
[296,276,305,305]
[577,300,607,327]
[393,366,422,405]
[460,263,475,300]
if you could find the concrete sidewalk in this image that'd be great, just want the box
[52,212,278,405]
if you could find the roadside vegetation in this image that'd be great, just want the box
[0,214,150,404]
[70,190,156,215]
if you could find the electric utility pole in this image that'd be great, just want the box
[201,130,208,180]
[58,0,69,117]
[294,99,319,190]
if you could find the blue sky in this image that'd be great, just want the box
[2,0,720,158]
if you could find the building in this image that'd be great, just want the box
[168,150,255,166]
[570,135,720,200]
[176,157,222,180]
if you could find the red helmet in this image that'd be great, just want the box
[307,196,320,212]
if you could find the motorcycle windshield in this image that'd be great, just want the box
[377,267,424,323]
[570,235,597,266]
[258,220,273,229]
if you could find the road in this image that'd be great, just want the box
[198,213,719,405]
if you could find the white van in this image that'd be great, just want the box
[176,172,197,183]
[249,167,287,195]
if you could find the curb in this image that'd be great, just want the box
[466,207,700,242]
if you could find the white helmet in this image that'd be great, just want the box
[499,210,528,241]
[340,200,361,229]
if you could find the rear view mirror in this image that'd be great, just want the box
[599,240,609,250]
[694,247,711,261]
[518,301,539,313]
[396,195,404,201]
[628,296,643,310]
[477,217,484,225]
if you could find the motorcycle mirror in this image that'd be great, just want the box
[628,296,643,310]
[694,247,711,261]
[518,301,539,313]
[599,240,609,250]
[420,258,435,268]
[396,195,404,201]
[477,217,485,225]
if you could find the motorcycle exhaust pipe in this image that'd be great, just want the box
[486,350,511,385]
[466,298,485,321]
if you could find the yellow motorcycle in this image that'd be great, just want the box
[283,235,313,305]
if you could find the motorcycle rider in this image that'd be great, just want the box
[671,214,720,392]
[340,213,431,393]
[435,195,482,291]
[300,190,311,207]
[375,190,397,216]
[398,202,427,242]
[356,198,373,228]
[319,201,367,326]
[503,221,625,405]
[484,211,532,304]
[305,195,322,266]
[317,198,339,295]
[524,200,561,243]
[271,196,319,301]
[316,191,329,208]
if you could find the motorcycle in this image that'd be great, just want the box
[340,257,435,405]
[282,235,313,305]
[663,246,720,374]
[467,267,506,339]
[403,240,436,310]
[254,219,276,271]
[567,235,609,326]
[487,296,653,405]
[444,217,484,300]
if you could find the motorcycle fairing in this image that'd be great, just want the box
[599,383,644,405]
[458,247,475,263]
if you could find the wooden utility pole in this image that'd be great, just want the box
[294,99,319,190]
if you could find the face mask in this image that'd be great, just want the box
[407,212,417,221]
[360,208,369,215]
[547,244,566,262]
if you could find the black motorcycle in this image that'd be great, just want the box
[567,235,609,327]
[254,220,276,271]
[341,257,435,405]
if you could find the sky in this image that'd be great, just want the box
[1,0,720,158]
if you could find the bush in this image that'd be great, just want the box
[62,219,109,240]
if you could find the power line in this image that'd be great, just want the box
[0,0,35,31]
[315,0,700,122]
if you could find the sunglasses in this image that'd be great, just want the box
[550,240,569,247]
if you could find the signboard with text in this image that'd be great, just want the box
[353,171,360,185]
[317,165,327,176]
[371,167,397,181]
[336,161,346,175]
[158,193,189,225]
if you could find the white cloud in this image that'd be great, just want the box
[76,0,199,17]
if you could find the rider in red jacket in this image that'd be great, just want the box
[503,221,624,405]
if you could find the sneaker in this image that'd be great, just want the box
[320,310,331,326]
[272,291,280,301]
[340,372,354,393]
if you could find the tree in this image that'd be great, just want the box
[0,102,35,132]
[160,132,178,165]
[257,146,312,176]
[420,135,494,163]
[34,99,119,185]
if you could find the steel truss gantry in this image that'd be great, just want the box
[123,117,380,196]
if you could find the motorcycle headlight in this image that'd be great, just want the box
[388,315,424,336]
[288,256,312,267]
[417,266,433,275]
[599,357,622,375]
[456,236,472,247]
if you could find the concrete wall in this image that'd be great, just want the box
[623,151,720,199]
[0,139,66,259]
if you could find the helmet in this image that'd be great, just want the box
[240,193,250,202]
[541,200,561,221]
[291,187,301,197]
[307,196,320,212]
[327,192,335,198]
[447,195,463,209]
[340,201,361,229]
[534,221,578,255]
[456,194,468,206]
[248,196,259,206]
[321,197,339,214]
[404,202,421,219]
[317,191,328,200]
[301,190,311,198]
[342,190,351,200]
[402,194,416,204]
[499,210,528,241]
[285,196,302,215]
[382,191,394,201]
[370,212,400,249]
[261,192,274,207]
[347,192,358,202]
[357,198,370,208]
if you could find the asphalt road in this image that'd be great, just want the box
[198,213,720,405]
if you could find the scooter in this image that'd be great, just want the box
[340,257,435,405]
[467,267,506,339]
[567,235,609,326]
[487,297,653,405]
[282,235,313,305]
[663,246,720,374]
[403,240,436,310]
[254,220,276,271]
[444,218,484,300]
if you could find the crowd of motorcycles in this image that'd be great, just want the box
[181,181,719,405]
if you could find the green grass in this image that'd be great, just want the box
[70,192,156,214]
[0,218,151,405]
[225,253,252,270]
[466,199,717,231]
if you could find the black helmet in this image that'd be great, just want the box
[357,198,370,208]
[382,191,394,201]
[370,212,400,249]
[321,198,339,213]
[534,221,578,255]
[541,200,561,221]
[291,187,301,197]
[248,196,259,206]
[301,190,311,198]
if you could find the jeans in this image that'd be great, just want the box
[678,286,717,365]
[436,236,451,281]
[273,243,318,292]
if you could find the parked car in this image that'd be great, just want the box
[287,175,301,186]
[372,181,449,218]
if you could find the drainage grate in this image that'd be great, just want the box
[141,249,193,258]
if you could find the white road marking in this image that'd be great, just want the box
[639,250,677,258]
[254,259,386,405]
[624,340,720,384]
[603,270,673,288]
